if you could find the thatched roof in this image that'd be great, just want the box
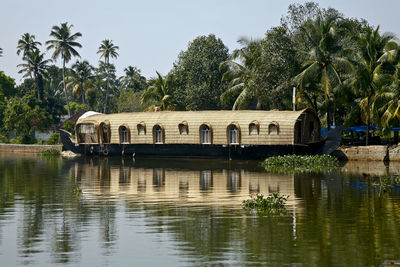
[76,109,320,145]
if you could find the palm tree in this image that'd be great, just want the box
[97,39,119,113]
[120,66,146,92]
[141,71,176,111]
[220,38,263,110]
[65,60,93,104]
[16,33,42,58]
[352,26,394,145]
[46,22,82,117]
[17,49,51,100]
[0,47,3,57]
[293,12,351,129]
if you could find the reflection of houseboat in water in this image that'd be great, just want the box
[73,158,298,205]
[60,109,340,159]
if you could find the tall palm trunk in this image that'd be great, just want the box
[81,81,85,104]
[63,59,71,117]
[104,57,109,114]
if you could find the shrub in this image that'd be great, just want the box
[46,133,60,145]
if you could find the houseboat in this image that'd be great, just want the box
[60,109,340,159]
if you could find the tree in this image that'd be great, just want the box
[141,71,176,111]
[17,49,51,100]
[97,39,119,113]
[352,27,394,145]
[293,12,351,129]
[0,47,2,57]
[0,71,16,98]
[172,34,229,110]
[3,95,52,143]
[117,91,144,112]
[46,22,82,117]
[16,33,42,59]
[120,66,146,92]
[94,61,120,113]
[65,60,93,104]
[220,38,263,109]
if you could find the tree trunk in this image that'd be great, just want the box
[81,81,85,104]
[313,95,318,114]
[366,121,370,146]
[63,60,71,117]
[326,98,331,131]
[103,57,109,114]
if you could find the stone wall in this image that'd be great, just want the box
[337,145,389,161]
[0,144,62,154]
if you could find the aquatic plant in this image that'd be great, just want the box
[38,149,61,157]
[72,186,82,196]
[242,193,288,216]
[262,155,338,174]
[370,175,400,195]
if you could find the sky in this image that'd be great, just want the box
[0,0,399,84]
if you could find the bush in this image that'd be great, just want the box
[10,135,36,144]
[0,134,8,143]
[46,133,60,145]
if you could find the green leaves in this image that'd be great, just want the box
[242,193,289,216]
[262,155,339,174]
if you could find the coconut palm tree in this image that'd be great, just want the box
[120,66,147,92]
[97,39,119,113]
[352,26,394,145]
[0,47,3,57]
[219,38,263,110]
[17,49,52,100]
[293,12,351,129]
[16,33,42,58]
[141,71,176,111]
[46,22,82,117]
[65,60,93,104]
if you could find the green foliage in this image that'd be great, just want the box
[0,134,8,143]
[262,155,339,174]
[141,71,177,111]
[3,95,52,142]
[46,133,60,145]
[10,135,36,144]
[242,193,288,216]
[65,102,88,115]
[0,71,16,98]
[63,120,75,134]
[172,34,229,110]
[117,90,144,112]
[120,66,147,92]
[72,186,82,196]
[38,149,61,157]
[369,175,400,194]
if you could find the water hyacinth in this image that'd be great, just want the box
[242,193,289,216]
[262,155,338,174]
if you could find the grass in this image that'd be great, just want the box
[38,149,61,157]
[242,193,288,216]
[262,154,339,174]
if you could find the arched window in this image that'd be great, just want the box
[228,124,240,144]
[249,121,259,135]
[137,122,146,135]
[119,125,130,144]
[268,122,279,135]
[153,125,164,144]
[100,122,110,144]
[200,124,212,144]
[76,123,97,143]
[178,121,189,135]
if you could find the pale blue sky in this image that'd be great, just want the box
[0,0,399,84]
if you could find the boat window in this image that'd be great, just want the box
[249,123,259,135]
[228,124,240,145]
[77,123,98,143]
[200,124,212,144]
[268,122,279,135]
[100,122,110,143]
[153,125,164,144]
[137,122,146,135]
[178,122,189,135]
[119,125,130,144]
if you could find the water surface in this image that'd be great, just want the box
[0,154,399,266]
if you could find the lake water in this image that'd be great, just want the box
[0,153,400,266]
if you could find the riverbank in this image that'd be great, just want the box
[0,144,62,154]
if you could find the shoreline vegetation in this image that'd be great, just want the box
[0,2,400,147]
[262,155,339,174]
